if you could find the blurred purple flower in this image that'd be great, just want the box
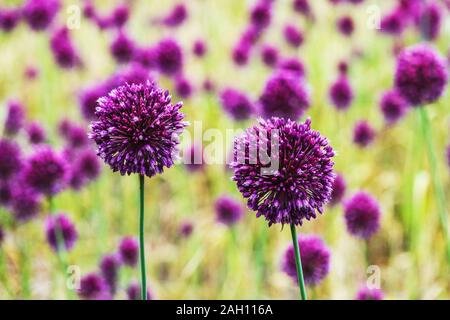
[155,38,183,76]
[380,90,408,125]
[329,174,346,206]
[261,45,279,67]
[193,39,207,58]
[160,3,187,28]
[179,220,194,238]
[175,76,193,99]
[249,2,272,30]
[4,100,25,136]
[50,26,81,69]
[79,83,108,121]
[78,273,109,300]
[277,57,305,78]
[119,236,139,267]
[215,195,243,226]
[126,282,152,300]
[45,213,77,251]
[417,2,441,41]
[283,24,304,48]
[353,120,376,148]
[0,139,22,181]
[344,192,381,239]
[11,187,41,222]
[0,7,21,32]
[110,32,135,64]
[0,182,13,207]
[232,41,250,66]
[23,0,60,31]
[329,75,353,111]
[220,88,255,121]
[337,16,354,36]
[26,121,47,144]
[100,254,121,295]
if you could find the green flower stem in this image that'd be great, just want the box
[289,223,307,300]
[139,174,147,300]
[418,108,450,264]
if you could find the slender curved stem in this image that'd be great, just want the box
[418,108,450,264]
[289,223,307,300]
[139,174,147,300]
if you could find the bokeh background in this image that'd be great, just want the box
[0,0,449,299]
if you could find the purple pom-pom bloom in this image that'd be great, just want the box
[417,2,441,41]
[22,147,68,196]
[220,88,255,121]
[337,16,354,36]
[45,213,77,251]
[293,0,311,17]
[214,195,243,226]
[380,90,408,125]
[0,7,21,32]
[110,32,135,64]
[175,76,193,99]
[75,148,102,181]
[23,0,60,31]
[353,120,376,148]
[344,192,381,239]
[250,2,272,30]
[277,57,305,78]
[79,84,108,121]
[394,44,448,106]
[100,254,121,295]
[329,76,353,111]
[282,235,330,286]
[50,26,81,69]
[11,187,41,222]
[65,124,89,149]
[89,81,187,177]
[329,174,346,206]
[119,236,139,267]
[259,72,310,121]
[4,100,25,136]
[0,182,13,207]
[193,39,207,57]
[231,118,335,226]
[26,122,47,144]
[78,273,109,300]
[283,24,304,48]
[261,45,279,67]
[179,220,194,238]
[380,9,406,35]
[127,282,152,300]
[110,4,129,28]
[160,3,187,28]
[356,286,384,300]
[134,46,157,69]
[0,139,22,181]
[232,41,250,66]
[155,38,183,76]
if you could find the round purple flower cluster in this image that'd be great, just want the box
[329,76,353,111]
[0,139,22,180]
[353,120,376,148]
[329,174,346,206]
[220,88,255,121]
[119,236,139,267]
[231,118,335,226]
[50,27,81,69]
[23,0,60,31]
[380,90,408,125]
[344,192,381,239]
[45,213,78,251]
[214,195,244,226]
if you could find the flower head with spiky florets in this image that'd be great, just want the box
[231,117,335,226]
[89,81,187,177]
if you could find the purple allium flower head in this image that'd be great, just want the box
[338,61,348,75]
[353,120,376,148]
[4,100,25,136]
[134,46,157,69]
[380,90,408,125]
[155,38,183,76]
[0,181,13,207]
[110,4,129,29]
[337,16,354,36]
[119,236,139,267]
[344,192,381,239]
[26,121,46,145]
[417,2,441,41]
[23,0,60,31]
[250,2,272,30]
[89,81,187,177]
[100,254,121,295]
[183,144,204,172]
[283,24,304,48]
[380,9,406,35]
[241,25,263,46]
[329,174,346,206]
[261,45,279,67]
[45,213,77,251]
[78,273,108,300]
[329,75,353,111]
[394,45,448,106]
[0,7,21,32]
[50,26,81,69]
[203,78,215,93]
[0,139,22,181]
[175,76,193,99]
[232,41,250,66]
[277,57,305,78]
[179,220,194,238]
[79,83,108,121]
[220,88,255,121]
[193,39,207,58]
[65,124,89,149]
[232,118,335,226]
[282,235,330,286]
[214,195,244,226]
[11,187,41,222]
[75,148,102,181]
[58,118,74,138]
[126,282,152,300]
[110,32,135,64]
[293,0,311,15]
[24,65,39,80]
[259,72,310,121]
[82,1,96,19]
[356,286,384,300]
[22,147,68,196]
[161,3,187,28]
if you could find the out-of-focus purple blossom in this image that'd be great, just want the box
[214,195,243,226]
[261,45,279,67]
[259,71,310,121]
[249,2,272,30]
[417,2,441,41]
[75,148,102,181]
[175,76,193,99]
[179,220,194,238]
[0,182,13,207]
[4,100,25,136]
[232,41,250,66]
[79,83,108,121]
[293,0,311,18]
[0,139,22,181]
[337,16,354,36]
[64,124,89,149]
[159,3,187,28]
[134,46,157,69]
[394,44,448,106]
[58,118,75,138]
[337,61,348,75]
[11,187,41,222]
[277,57,305,78]
[22,147,69,196]
[380,90,409,125]
[119,236,139,267]
[23,0,60,31]
[110,32,135,64]
[78,273,109,300]
[24,66,39,80]
[380,9,406,35]
[26,122,47,144]
[344,192,381,239]
[155,38,183,76]
[353,120,376,148]
[126,282,152,300]
[241,25,263,46]
[0,7,21,32]
[89,82,187,177]
[283,24,304,48]
[231,118,335,226]
[110,4,130,29]
[356,286,384,300]
[50,26,81,69]
[329,174,346,206]
[100,254,121,295]
[329,76,353,111]
[193,39,207,58]
[203,79,215,93]
[82,1,96,19]
[282,234,330,286]
[45,213,77,251]
[183,144,204,173]
[220,88,255,121]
